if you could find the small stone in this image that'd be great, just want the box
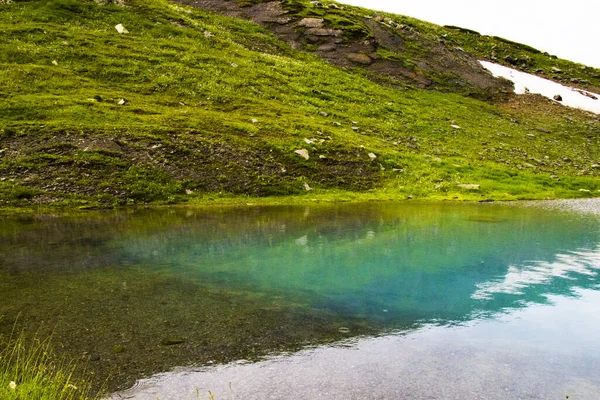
[332,122,342,126]
[451,124,461,129]
[51,60,58,66]
[115,24,128,34]
[203,31,214,38]
[231,63,238,68]
[304,183,312,191]
[319,111,328,117]
[160,338,186,346]
[338,327,350,334]
[351,126,360,132]
[368,152,377,160]
[295,149,310,160]
[112,345,125,353]
[251,118,258,123]
[298,18,324,28]
[346,53,372,65]
[553,94,563,101]
[185,189,194,195]
[117,99,126,105]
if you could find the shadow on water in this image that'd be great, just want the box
[1,201,599,395]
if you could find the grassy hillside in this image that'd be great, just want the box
[0,0,599,210]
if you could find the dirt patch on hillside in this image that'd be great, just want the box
[0,131,382,206]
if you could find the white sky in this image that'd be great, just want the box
[339,0,600,68]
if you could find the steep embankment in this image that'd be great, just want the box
[0,0,599,209]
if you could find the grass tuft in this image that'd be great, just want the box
[0,326,102,400]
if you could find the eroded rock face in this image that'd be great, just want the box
[173,0,512,97]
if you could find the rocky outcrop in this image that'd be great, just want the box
[173,0,513,97]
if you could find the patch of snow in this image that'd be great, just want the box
[480,60,600,115]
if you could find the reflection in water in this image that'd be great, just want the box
[1,201,599,397]
[473,248,600,300]
[110,289,600,400]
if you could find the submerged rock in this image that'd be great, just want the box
[160,338,186,346]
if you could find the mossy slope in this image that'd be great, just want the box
[0,0,599,209]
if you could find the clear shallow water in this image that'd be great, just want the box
[480,60,600,114]
[1,200,600,398]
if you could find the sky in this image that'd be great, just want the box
[339,0,600,69]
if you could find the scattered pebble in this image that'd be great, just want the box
[115,24,129,34]
[295,149,310,160]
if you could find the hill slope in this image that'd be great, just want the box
[0,0,599,209]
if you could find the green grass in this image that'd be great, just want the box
[0,0,599,210]
[0,328,101,400]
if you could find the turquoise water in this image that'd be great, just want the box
[1,200,600,397]
[117,201,600,326]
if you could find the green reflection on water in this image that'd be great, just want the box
[0,202,599,391]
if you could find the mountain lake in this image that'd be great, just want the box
[1,200,600,399]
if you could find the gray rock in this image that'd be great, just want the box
[298,18,324,28]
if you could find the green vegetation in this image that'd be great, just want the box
[0,0,598,210]
[0,328,100,400]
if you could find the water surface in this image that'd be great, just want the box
[1,200,599,398]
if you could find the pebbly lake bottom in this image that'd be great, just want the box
[1,200,600,399]
[111,289,600,400]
